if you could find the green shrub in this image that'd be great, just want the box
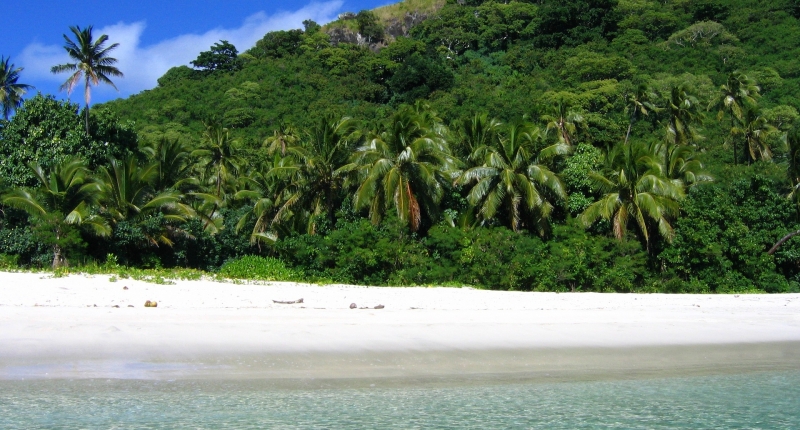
[0,254,19,270]
[219,255,300,282]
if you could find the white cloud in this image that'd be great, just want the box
[19,1,343,103]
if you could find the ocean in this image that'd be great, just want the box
[1,369,798,429]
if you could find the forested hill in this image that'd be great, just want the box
[104,0,800,144]
[4,0,800,293]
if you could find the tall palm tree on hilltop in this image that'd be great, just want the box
[51,25,123,132]
[0,56,33,120]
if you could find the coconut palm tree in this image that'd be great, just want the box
[708,71,760,165]
[664,84,702,147]
[580,140,685,251]
[140,138,198,194]
[192,122,245,200]
[623,83,658,145]
[542,96,584,147]
[733,106,776,164]
[269,115,359,233]
[98,155,194,247]
[0,56,33,120]
[649,141,712,186]
[343,105,456,231]
[190,122,245,232]
[50,25,123,132]
[2,157,109,267]
[452,113,502,162]
[264,122,300,157]
[455,120,567,233]
[235,160,283,246]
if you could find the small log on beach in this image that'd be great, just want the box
[273,298,304,304]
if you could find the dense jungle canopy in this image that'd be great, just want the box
[3,0,800,292]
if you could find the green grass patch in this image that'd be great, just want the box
[0,254,20,271]
[219,255,301,282]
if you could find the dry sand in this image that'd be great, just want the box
[1,272,799,382]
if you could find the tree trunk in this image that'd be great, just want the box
[731,114,737,166]
[624,122,633,146]
[624,111,636,145]
[52,244,66,269]
[767,230,800,255]
[84,78,91,134]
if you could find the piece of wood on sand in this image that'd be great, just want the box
[273,298,304,304]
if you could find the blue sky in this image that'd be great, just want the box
[2,1,390,105]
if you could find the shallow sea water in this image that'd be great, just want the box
[1,370,798,429]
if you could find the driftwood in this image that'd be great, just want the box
[273,298,303,304]
[767,229,800,255]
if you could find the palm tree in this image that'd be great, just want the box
[580,141,685,251]
[452,113,502,162]
[192,122,245,200]
[190,122,245,232]
[343,105,456,231]
[140,138,198,194]
[264,122,300,157]
[50,25,123,132]
[664,84,702,147]
[2,157,109,267]
[649,141,712,186]
[542,96,584,147]
[708,71,760,165]
[269,115,359,233]
[0,56,33,120]
[235,161,282,246]
[455,120,567,233]
[623,84,658,145]
[99,155,193,247]
[733,106,776,164]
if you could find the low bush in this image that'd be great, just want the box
[219,255,301,282]
[0,254,19,270]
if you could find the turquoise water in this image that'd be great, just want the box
[1,371,798,429]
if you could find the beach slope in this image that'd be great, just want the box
[1,272,799,381]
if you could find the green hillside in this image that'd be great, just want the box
[3,0,800,292]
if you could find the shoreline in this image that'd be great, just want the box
[4,343,800,384]
[2,272,800,381]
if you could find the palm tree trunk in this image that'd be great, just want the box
[217,169,222,198]
[624,123,633,146]
[767,229,800,255]
[52,244,65,269]
[326,190,336,231]
[624,112,636,145]
[84,78,90,134]
[731,114,737,166]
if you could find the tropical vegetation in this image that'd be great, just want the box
[2,0,800,293]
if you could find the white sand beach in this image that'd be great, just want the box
[1,272,799,381]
